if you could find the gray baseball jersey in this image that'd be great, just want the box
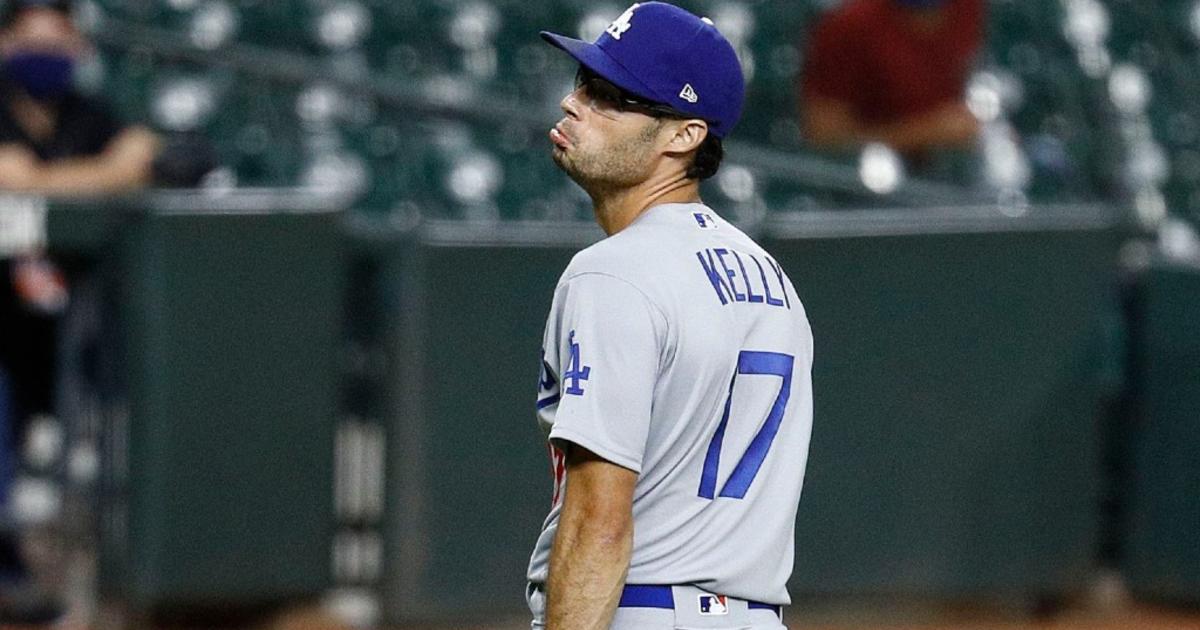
[527,202,814,605]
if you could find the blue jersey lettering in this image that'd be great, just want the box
[696,249,731,305]
[765,256,791,310]
[715,248,746,302]
[697,249,791,309]
[751,254,786,308]
[733,251,764,304]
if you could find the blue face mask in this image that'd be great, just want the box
[2,52,75,100]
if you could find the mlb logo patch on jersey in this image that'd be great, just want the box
[693,212,717,229]
[697,594,728,615]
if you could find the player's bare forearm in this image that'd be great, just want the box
[546,525,630,630]
[545,445,636,630]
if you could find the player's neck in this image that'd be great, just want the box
[590,175,700,236]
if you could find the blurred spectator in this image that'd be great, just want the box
[0,1,159,192]
[798,0,985,162]
[0,0,157,623]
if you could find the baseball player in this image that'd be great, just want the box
[526,3,814,629]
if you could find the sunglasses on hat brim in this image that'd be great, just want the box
[574,66,696,121]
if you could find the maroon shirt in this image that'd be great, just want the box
[801,0,984,125]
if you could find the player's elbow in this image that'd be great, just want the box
[558,488,634,552]
[584,505,633,544]
[560,511,633,564]
[562,492,633,545]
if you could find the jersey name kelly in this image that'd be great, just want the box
[695,247,791,308]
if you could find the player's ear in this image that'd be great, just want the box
[663,119,708,156]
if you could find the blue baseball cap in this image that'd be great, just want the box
[540,2,745,138]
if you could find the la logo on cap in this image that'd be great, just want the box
[606,3,640,40]
[679,83,699,103]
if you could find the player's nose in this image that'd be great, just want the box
[560,88,583,120]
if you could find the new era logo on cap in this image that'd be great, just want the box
[540,1,745,137]
[679,83,698,103]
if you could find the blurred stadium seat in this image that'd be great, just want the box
[68,0,1198,227]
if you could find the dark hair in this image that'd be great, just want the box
[0,0,72,28]
[687,134,724,181]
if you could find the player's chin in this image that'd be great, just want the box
[550,149,571,171]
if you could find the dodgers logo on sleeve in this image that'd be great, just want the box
[563,330,591,396]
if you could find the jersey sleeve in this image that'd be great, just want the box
[545,272,665,474]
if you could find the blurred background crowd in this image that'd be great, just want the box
[0,0,1198,629]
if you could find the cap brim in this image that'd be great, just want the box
[539,31,667,107]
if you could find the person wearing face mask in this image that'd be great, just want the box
[0,1,159,623]
[0,0,159,192]
[0,0,160,440]
[797,0,985,163]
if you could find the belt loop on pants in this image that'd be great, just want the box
[618,584,782,619]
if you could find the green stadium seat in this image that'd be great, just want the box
[81,0,1200,217]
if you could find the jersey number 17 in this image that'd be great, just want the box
[698,350,794,500]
